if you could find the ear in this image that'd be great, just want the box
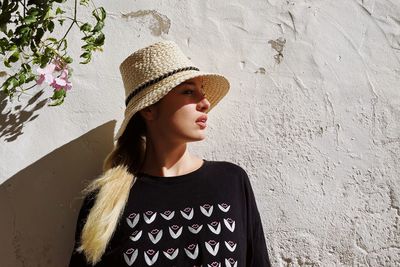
[139,105,158,121]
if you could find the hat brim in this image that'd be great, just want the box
[114,70,230,141]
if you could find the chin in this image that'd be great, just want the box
[186,134,206,142]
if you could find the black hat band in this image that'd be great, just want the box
[125,66,200,107]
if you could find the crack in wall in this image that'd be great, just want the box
[121,10,171,36]
[268,37,286,64]
[389,185,400,217]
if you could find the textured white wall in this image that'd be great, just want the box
[1,0,400,266]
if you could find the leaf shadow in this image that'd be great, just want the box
[0,90,48,142]
[0,120,116,266]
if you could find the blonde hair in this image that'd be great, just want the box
[76,113,147,265]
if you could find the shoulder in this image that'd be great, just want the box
[205,160,249,180]
[204,160,255,198]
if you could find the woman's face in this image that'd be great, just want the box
[143,76,211,144]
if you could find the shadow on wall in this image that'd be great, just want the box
[0,90,48,142]
[0,120,116,267]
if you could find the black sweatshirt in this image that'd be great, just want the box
[69,160,271,267]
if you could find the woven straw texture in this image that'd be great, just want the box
[114,40,230,141]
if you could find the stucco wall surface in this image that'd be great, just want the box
[1,0,399,266]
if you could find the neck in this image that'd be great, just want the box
[140,137,202,177]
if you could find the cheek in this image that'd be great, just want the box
[168,106,194,128]
[173,108,191,123]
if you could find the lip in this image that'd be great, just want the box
[196,115,208,129]
[196,115,208,123]
[196,121,207,129]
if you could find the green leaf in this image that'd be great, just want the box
[58,18,65,26]
[80,0,89,6]
[93,7,106,21]
[15,25,30,35]
[82,35,95,42]
[44,6,51,20]
[49,89,66,106]
[30,41,37,53]
[27,9,39,17]
[8,50,19,63]
[18,72,26,84]
[40,54,50,67]
[80,51,91,64]
[93,21,104,32]
[48,97,65,106]
[0,24,7,34]
[4,59,11,68]
[34,28,44,45]
[9,76,18,88]
[47,37,58,43]
[21,63,31,72]
[93,33,105,46]
[99,7,106,20]
[81,44,94,50]
[32,55,40,65]
[80,51,91,59]
[0,9,12,33]
[56,7,65,15]
[26,74,36,83]
[48,21,55,32]
[63,56,73,64]
[80,23,92,32]
[52,88,66,99]
[0,80,10,94]
[0,37,9,54]
[23,15,37,25]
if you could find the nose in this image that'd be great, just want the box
[197,93,210,112]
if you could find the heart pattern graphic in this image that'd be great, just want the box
[223,218,235,232]
[163,247,179,260]
[129,230,142,242]
[122,202,239,266]
[207,221,221,234]
[144,249,159,266]
[123,248,138,266]
[180,207,194,220]
[225,258,238,267]
[148,229,163,244]
[169,224,183,239]
[126,213,140,228]
[207,261,221,267]
[224,240,237,252]
[200,204,213,217]
[184,243,199,259]
[218,203,231,213]
[160,210,175,220]
[205,240,219,256]
[188,223,203,234]
[144,211,157,224]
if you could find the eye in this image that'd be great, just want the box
[183,89,195,95]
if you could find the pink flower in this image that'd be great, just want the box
[36,61,72,91]
[36,63,56,85]
[51,69,72,91]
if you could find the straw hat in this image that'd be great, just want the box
[114,40,230,141]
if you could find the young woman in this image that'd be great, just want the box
[69,40,271,267]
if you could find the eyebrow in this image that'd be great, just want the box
[180,81,196,86]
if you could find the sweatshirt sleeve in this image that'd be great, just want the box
[241,169,272,267]
[68,191,98,267]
